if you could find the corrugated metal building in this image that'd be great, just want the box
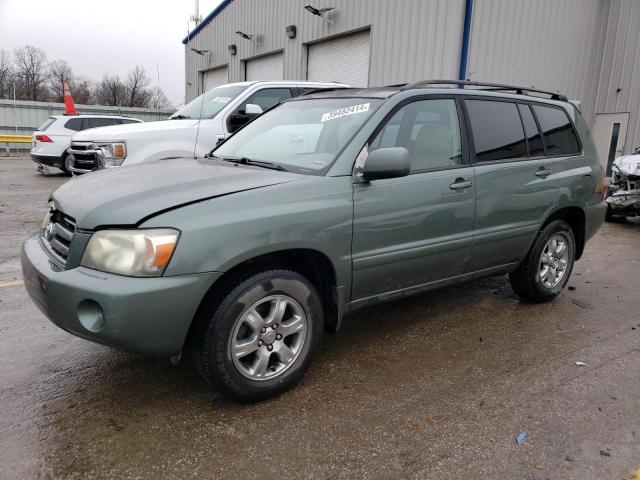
[183,0,640,164]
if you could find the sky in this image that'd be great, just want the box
[0,0,224,107]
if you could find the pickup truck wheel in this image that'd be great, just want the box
[194,269,323,402]
[61,154,74,176]
[509,220,575,303]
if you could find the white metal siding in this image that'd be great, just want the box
[467,0,607,123]
[307,31,371,87]
[202,66,229,91]
[245,52,284,81]
[593,0,640,153]
[184,0,465,101]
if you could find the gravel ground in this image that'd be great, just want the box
[1,156,640,480]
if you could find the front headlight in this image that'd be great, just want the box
[97,142,127,166]
[81,229,179,277]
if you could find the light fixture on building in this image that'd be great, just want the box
[190,48,210,56]
[286,25,297,39]
[304,5,335,17]
[236,31,253,40]
[228,44,237,55]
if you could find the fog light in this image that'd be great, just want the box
[77,300,105,332]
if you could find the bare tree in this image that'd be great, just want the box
[13,45,49,100]
[95,74,126,106]
[125,66,151,107]
[149,86,173,110]
[48,60,74,102]
[0,50,13,99]
[74,76,95,105]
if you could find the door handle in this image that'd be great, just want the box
[535,167,552,178]
[449,178,473,190]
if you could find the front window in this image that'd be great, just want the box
[214,98,382,173]
[170,84,248,120]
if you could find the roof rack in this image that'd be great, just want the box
[399,79,568,102]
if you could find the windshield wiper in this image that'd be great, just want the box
[221,156,287,171]
[170,114,191,119]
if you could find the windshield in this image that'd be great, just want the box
[170,84,248,120]
[214,98,382,173]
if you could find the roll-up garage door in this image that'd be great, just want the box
[202,66,229,92]
[245,52,284,81]
[307,30,370,87]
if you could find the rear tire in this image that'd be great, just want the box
[193,269,323,402]
[509,220,575,303]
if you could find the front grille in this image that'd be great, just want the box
[68,143,100,173]
[42,210,76,266]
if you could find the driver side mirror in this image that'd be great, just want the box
[227,103,264,133]
[361,147,410,181]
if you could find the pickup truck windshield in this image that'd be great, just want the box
[170,85,248,120]
[214,98,382,173]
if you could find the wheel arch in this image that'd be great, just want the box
[541,206,586,259]
[185,248,341,350]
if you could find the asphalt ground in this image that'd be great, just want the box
[1,156,639,479]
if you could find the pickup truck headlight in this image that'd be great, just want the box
[97,142,127,167]
[81,229,179,277]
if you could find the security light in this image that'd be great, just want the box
[190,48,210,56]
[236,31,253,40]
[304,5,335,17]
[286,25,297,39]
[228,44,237,55]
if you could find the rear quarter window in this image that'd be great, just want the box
[532,105,581,156]
[37,118,56,131]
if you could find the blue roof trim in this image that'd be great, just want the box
[182,0,234,44]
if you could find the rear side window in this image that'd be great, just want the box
[533,105,581,155]
[64,118,83,131]
[121,119,139,124]
[518,104,545,157]
[37,118,56,131]
[88,118,120,128]
[465,100,527,162]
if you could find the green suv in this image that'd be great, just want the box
[22,80,606,402]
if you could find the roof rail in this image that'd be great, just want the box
[301,86,352,96]
[400,79,568,102]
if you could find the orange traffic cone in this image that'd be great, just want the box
[63,80,77,115]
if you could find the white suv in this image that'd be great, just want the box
[67,81,346,173]
[31,115,142,174]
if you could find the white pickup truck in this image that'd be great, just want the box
[67,81,345,173]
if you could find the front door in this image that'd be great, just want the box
[351,98,475,301]
[593,112,629,175]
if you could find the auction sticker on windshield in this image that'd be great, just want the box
[212,97,232,103]
[321,103,370,122]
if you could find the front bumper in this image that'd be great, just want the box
[30,153,62,168]
[21,234,221,355]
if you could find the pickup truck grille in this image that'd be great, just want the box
[42,209,76,266]
[68,142,100,174]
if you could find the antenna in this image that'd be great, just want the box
[190,0,203,25]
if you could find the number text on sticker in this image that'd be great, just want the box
[321,103,370,122]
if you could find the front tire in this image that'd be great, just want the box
[509,220,575,303]
[60,154,74,176]
[193,269,323,402]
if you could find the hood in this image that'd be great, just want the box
[52,158,302,229]
[613,154,640,177]
[71,119,199,142]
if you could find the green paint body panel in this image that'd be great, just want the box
[21,88,606,355]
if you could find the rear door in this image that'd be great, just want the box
[351,97,475,301]
[465,99,559,272]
